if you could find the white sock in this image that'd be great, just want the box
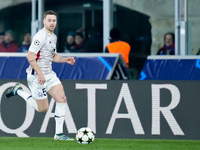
[55,102,66,135]
[17,90,39,112]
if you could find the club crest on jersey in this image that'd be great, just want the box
[34,40,40,46]
[38,92,43,97]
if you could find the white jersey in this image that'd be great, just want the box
[26,28,57,75]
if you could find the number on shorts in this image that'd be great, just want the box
[42,88,47,96]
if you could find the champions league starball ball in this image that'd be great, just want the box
[76,127,95,144]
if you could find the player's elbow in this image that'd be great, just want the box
[27,51,36,62]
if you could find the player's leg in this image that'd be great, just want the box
[48,83,73,141]
[5,83,39,111]
[35,98,49,113]
[5,83,49,113]
[26,74,49,113]
[18,88,49,113]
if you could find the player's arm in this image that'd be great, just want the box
[53,53,75,65]
[27,31,46,84]
[27,51,46,84]
[26,51,42,75]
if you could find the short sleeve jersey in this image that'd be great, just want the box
[26,28,57,75]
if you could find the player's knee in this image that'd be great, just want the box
[39,106,49,113]
[59,95,67,103]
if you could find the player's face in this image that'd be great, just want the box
[43,15,57,33]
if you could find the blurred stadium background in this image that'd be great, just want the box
[1,0,200,149]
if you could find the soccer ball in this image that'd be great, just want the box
[76,127,95,144]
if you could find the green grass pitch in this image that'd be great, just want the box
[0,137,200,150]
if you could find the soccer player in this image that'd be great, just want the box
[5,10,75,141]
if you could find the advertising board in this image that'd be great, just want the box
[0,80,199,139]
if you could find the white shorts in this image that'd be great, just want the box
[27,71,61,99]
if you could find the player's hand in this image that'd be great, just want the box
[38,73,46,84]
[66,57,75,65]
